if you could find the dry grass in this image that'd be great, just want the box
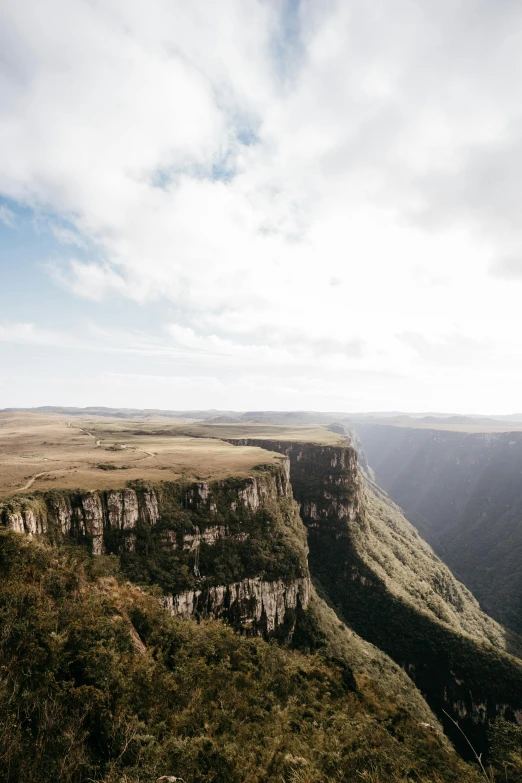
[0,412,291,497]
[86,420,346,444]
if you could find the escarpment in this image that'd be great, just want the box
[0,462,311,638]
[163,576,310,633]
[1,487,160,554]
[225,435,522,759]
[6,421,522,765]
[0,436,467,737]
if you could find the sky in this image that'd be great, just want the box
[1,0,522,414]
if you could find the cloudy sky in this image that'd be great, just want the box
[1,0,522,413]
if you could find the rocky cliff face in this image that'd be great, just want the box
[225,438,362,524]
[1,487,160,555]
[226,435,522,759]
[163,576,310,635]
[0,463,309,638]
[353,423,522,636]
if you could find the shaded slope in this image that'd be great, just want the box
[0,454,451,735]
[0,446,470,768]
[354,423,522,634]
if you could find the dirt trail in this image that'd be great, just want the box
[67,421,101,446]
[136,449,155,459]
[13,426,156,494]
[68,423,155,459]
[17,471,55,492]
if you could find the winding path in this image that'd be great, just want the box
[18,472,48,491]
[136,449,155,459]
[67,421,101,446]
[15,423,156,492]
[67,421,154,457]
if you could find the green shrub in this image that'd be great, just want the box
[0,530,481,783]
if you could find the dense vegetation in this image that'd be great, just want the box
[3,429,522,781]
[0,530,484,783]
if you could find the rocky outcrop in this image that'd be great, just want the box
[224,439,362,529]
[0,468,289,555]
[180,525,248,551]
[163,576,310,635]
[1,502,47,536]
[0,463,305,640]
[181,462,292,513]
[1,487,161,553]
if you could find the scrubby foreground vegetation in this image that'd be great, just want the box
[0,531,485,783]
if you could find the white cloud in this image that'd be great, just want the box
[50,225,87,248]
[48,259,127,300]
[0,322,68,346]
[2,0,522,410]
[0,204,15,227]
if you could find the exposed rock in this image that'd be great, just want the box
[182,525,246,550]
[106,491,124,529]
[1,486,164,554]
[23,508,39,536]
[163,576,310,634]
[223,435,522,759]
[4,503,46,536]
[143,489,159,524]
[106,489,139,530]
[5,511,24,534]
[50,496,73,534]
[82,492,105,554]
[156,776,186,782]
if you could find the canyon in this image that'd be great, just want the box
[2,411,522,780]
[354,422,522,636]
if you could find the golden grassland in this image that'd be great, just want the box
[0,413,344,497]
[85,419,346,444]
[0,412,294,497]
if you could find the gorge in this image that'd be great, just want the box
[1,412,522,781]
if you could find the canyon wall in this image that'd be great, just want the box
[226,436,522,759]
[0,463,310,639]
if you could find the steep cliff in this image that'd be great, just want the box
[0,444,471,738]
[225,436,522,759]
[0,463,311,639]
[354,423,522,635]
[6,426,522,770]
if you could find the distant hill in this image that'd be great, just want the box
[6,406,522,427]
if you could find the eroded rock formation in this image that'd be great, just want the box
[163,576,310,635]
